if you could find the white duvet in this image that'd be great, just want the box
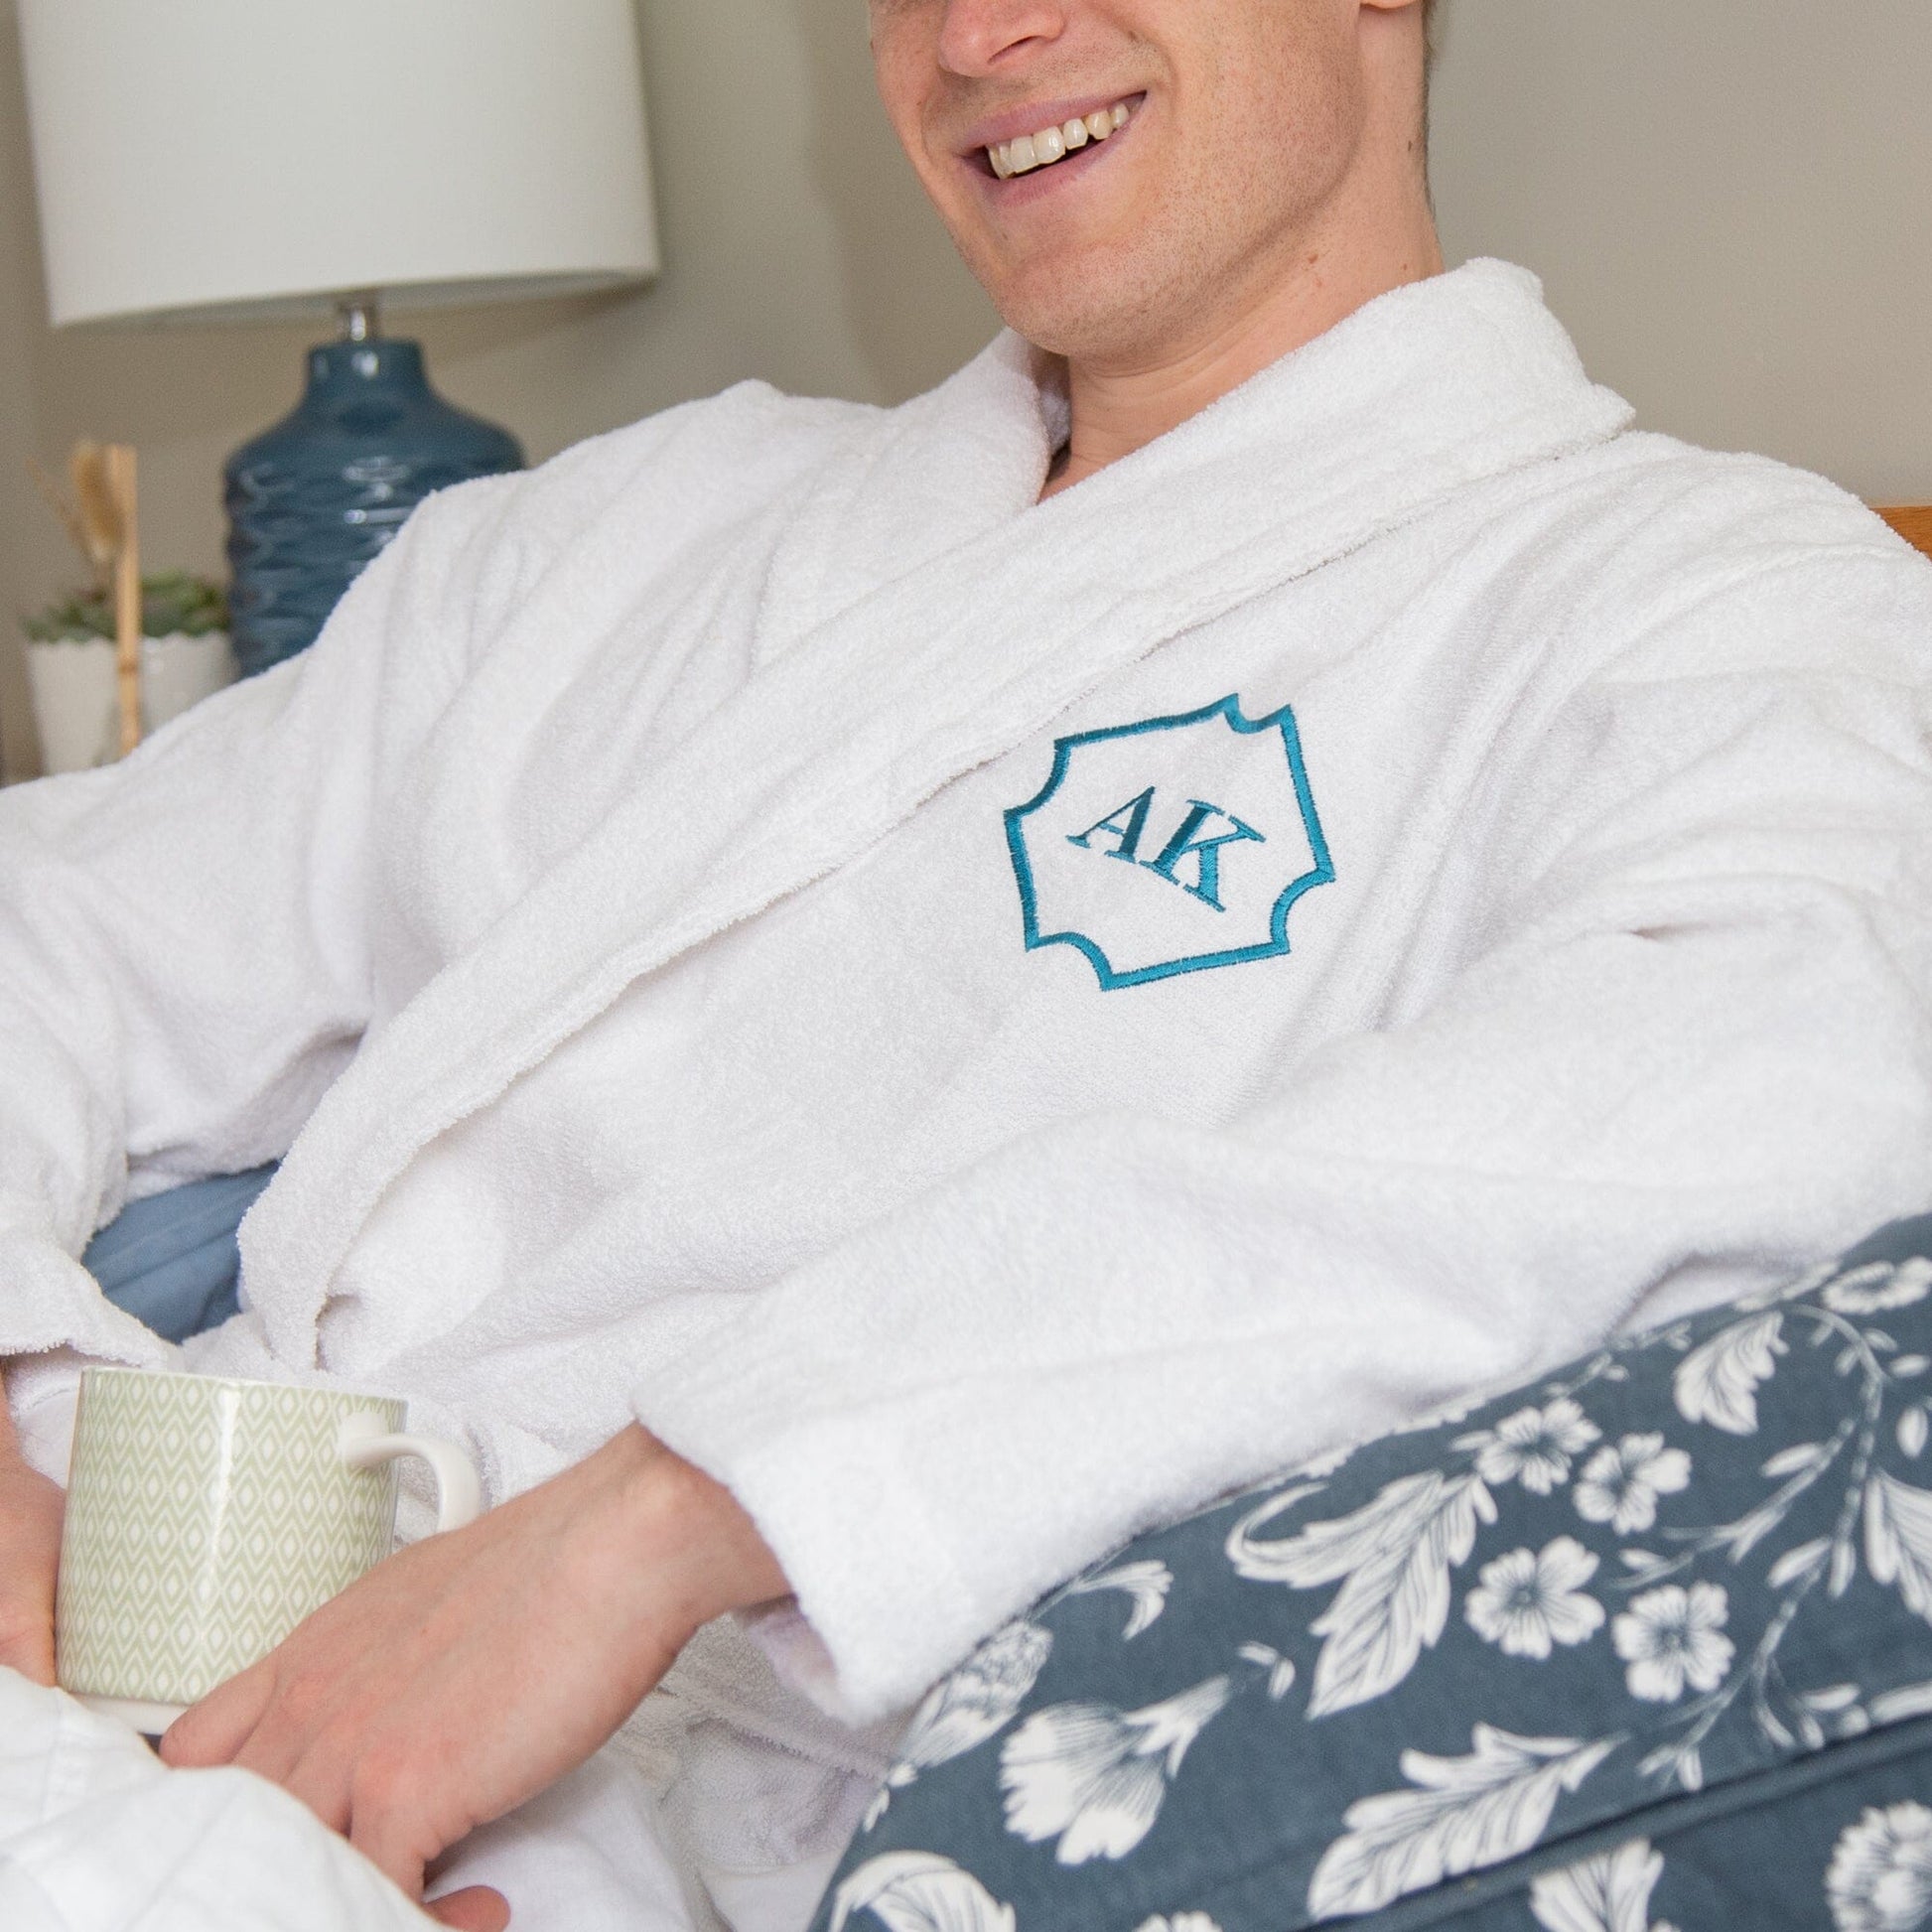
[1,1675,448,1931]
[0,1673,837,1932]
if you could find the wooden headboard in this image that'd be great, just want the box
[1875,506,1932,559]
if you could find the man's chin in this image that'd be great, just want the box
[993,275,1186,372]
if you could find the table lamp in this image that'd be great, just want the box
[18,0,659,677]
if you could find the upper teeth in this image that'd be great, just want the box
[989,100,1132,180]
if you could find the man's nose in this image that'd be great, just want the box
[936,0,1068,78]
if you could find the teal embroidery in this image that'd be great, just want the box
[1141,799,1267,910]
[1006,695,1335,991]
[1066,787,1157,865]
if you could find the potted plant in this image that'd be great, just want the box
[25,572,235,775]
[23,448,235,774]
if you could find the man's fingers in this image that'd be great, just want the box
[346,1754,452,1917]
[426,1887,511,1932]
[159,1660,274,1768]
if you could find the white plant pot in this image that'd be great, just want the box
[25,632,235,776]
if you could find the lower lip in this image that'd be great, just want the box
[975,107,1141,207]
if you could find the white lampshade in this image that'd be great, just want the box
[18,0,659,328]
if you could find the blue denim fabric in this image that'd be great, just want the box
[82,1167,278,1344]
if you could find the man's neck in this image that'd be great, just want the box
[1041,207,1445,501]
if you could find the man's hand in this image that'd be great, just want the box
[161,1425,789,1927]
[0,1394,65,1689]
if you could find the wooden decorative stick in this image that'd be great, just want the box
[26,456,93,571]
[105,443,142,756]
[69,441,119,583]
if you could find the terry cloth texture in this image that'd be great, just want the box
[3,260,1932,1775]
[815,1214,1932,1932]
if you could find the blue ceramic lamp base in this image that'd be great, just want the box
[224,313,522,679]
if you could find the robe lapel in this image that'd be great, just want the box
[748,334,1064,664]
[245,261,1634,1362]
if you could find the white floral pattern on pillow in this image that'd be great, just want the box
[819,1220,1932,1932]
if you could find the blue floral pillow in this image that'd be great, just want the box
[816,1215,1932,1932]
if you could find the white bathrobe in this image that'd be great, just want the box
[4,261,1932,1929]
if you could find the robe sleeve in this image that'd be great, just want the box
[632,540,1932,1724]
[0,476,520,1380]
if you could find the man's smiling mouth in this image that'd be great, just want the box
[986,96,1138,181]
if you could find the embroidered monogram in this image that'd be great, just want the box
[1005,697,1334,990]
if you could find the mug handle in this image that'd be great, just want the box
[337,1412,484,1532]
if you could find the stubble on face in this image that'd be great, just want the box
[869,0,1374,373]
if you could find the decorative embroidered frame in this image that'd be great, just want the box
[1003,696,1336,990]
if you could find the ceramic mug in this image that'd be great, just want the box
[55,1366,483,1733]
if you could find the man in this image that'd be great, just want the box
[3,0,1930,1927]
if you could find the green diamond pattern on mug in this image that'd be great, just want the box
[56,1371,405,1708]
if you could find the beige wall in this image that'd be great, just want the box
[1430,0,1932,504]
[2,1,1928,778]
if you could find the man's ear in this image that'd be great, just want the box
[1359,0,1424,12]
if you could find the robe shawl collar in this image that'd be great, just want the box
[244,260,1634,1364]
